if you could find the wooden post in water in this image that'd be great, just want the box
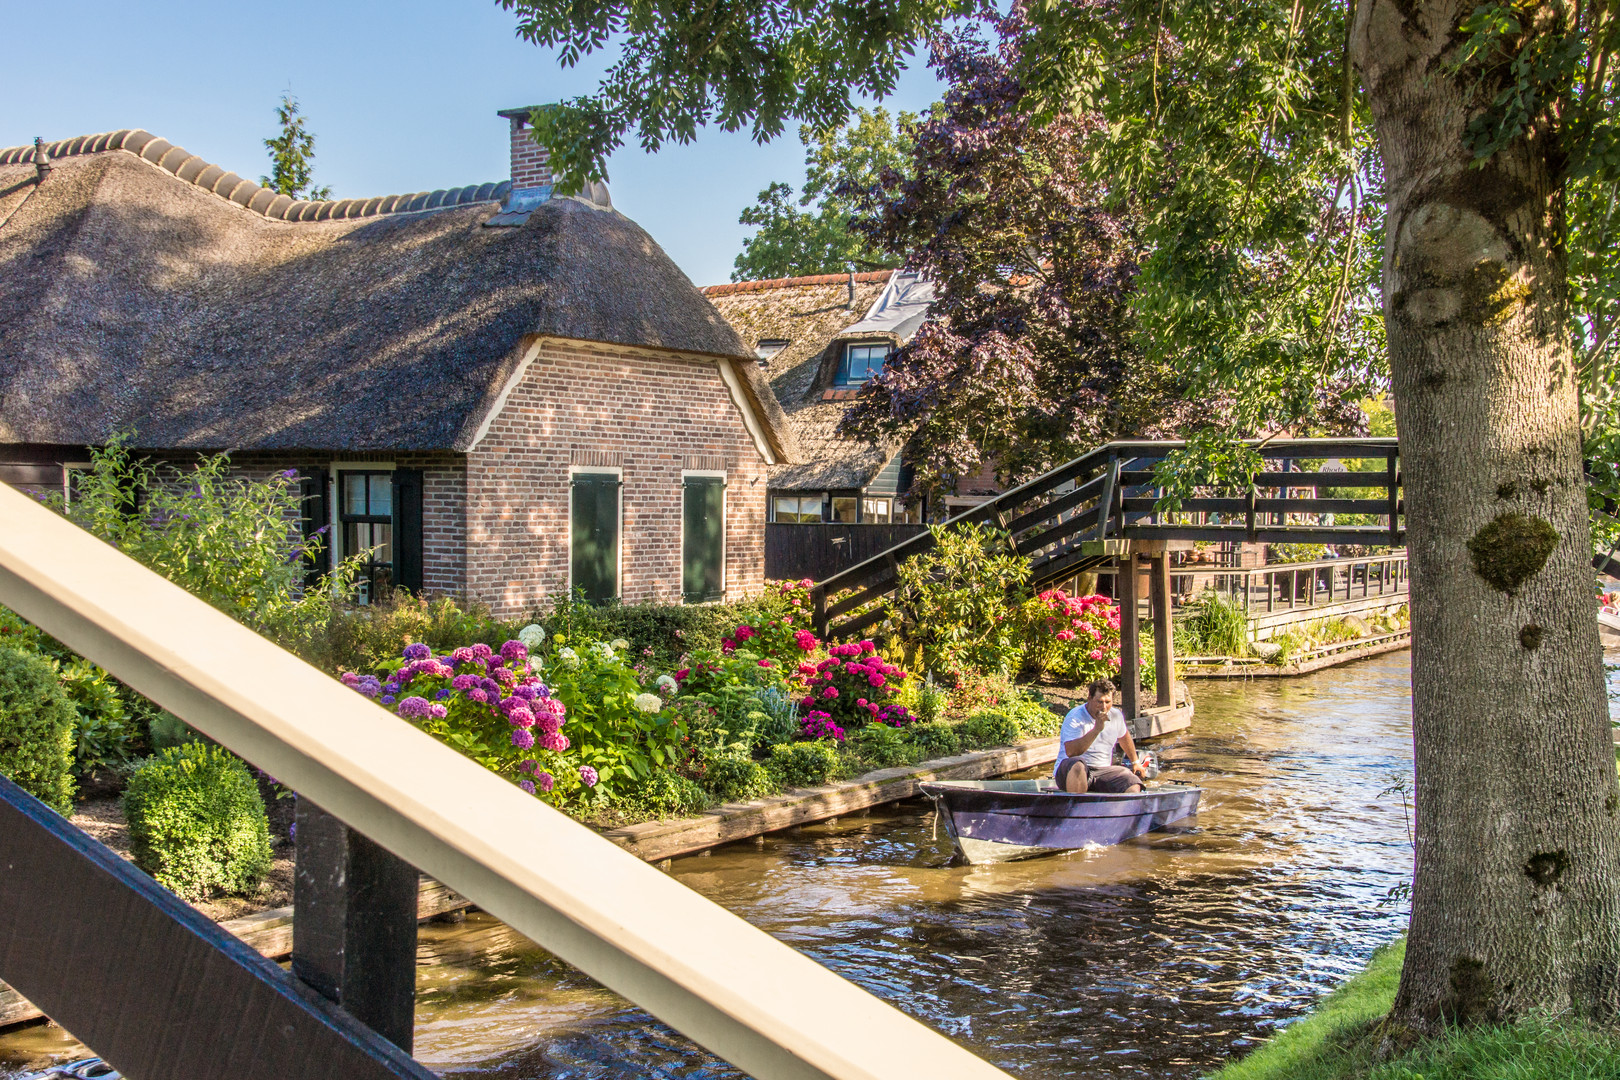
[1118,553,1140,720]
[1150,554,1175,708]
[293,800,419,1053]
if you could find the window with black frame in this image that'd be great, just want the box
[338,470,393,604]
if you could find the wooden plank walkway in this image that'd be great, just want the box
[1181,631,1410,678]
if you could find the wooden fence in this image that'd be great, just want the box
[766,523,929,582]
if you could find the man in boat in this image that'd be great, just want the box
[1054,678,1148,794]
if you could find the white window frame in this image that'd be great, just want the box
[680,469,728,604]
[567,465,624,601]
[61,461,94,504]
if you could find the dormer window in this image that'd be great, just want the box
[837,342,888,385]
[756,338,789,364]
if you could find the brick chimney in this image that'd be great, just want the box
[497,107,552,193]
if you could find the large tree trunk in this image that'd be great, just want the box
[1353,0,1620,1030]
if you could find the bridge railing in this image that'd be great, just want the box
[0,481,1011,1080]
[812,438,1404,641]
[1158,552,1410,615]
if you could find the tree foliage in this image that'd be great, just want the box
[837,21,1217,497]
[260,93,332,201]
[732,107,915,280]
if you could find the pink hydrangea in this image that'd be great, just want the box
[734,625,757,642]
[470,643,493,660]
[867,673,886,688]
[539,731,570,752]
[428,703,448,719]
[821,686,838,699]
[452,674,480,691]
[1056,629,1076,642]
[578,766,598,787]
[794,630,818,651]
[507,707,536,728]
[340,672,361,687]
[451,647,478,665]
[465,688,489,704]
[1089,649,1104,661]
[536,771,555,793]
[758,659,773,668]
[500,640,529,663]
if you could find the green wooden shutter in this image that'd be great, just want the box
[682,476,725,603]
[571,473,620,602]
[391,469,424,594]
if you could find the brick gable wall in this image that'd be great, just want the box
[465,340,769,617]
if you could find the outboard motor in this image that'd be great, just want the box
[19,1058,119,1079]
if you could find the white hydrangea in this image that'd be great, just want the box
[517,623,546,649]
[557,646,580,669]
[610,638,630,652]
[655,674,678,695]
[633,692,663,714]
[591,641,616,661]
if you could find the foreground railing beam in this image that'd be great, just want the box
[0,775,433,1080]
[0,482,1010,1080]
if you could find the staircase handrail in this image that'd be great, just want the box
[0,482,1010,1080]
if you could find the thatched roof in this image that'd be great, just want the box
[0,133,796,460]
[703,272,902,490]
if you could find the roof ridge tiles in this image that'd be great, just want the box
[0,130,511,223]
[701,269,894,296]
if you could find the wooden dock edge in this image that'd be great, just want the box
[601,736,1062,864]
[1180,631,1411,679]
[0,877,470,1030]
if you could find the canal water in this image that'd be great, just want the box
[4,653,1618,1079]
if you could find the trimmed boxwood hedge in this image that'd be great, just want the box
[0,646,77,814]
[122,742,272,900]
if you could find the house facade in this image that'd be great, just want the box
[0,111,797,617]
[703,270,934,527]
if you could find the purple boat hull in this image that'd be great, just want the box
[919,779,1203,863]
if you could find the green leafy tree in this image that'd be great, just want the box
[260,93,332,201]
[732,108,915,280]
[506,0,1620,1033]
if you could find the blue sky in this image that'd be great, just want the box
[4,0,944,286]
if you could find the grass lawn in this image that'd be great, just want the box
[1210,937,1620,1080]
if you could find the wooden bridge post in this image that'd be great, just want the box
[1118,553,1140,720]
[1149,554,1175,709]
[293,800,419,1053]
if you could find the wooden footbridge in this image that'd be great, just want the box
[810,437,1618,735]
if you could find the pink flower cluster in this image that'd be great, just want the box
[797,641,912,727]
[341,639,570,798]
[800,711,846,742]
[1028,590,1122,676]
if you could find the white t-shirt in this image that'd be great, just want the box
[1054,704,1129,776]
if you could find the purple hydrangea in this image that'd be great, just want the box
[492,667,517,688]
[510,728,535,750]
[465,689,489,704]
[381,695,396,706]
[536,772,555,793]
[383,681,401,695]
[479,677,501,696]
[578,766,598,788]
[356,676,382,698]
[519,759,537,773]
[397,696,432,719]
[451,674,480,691]
[402,643,432,661]
[500,640,529,663]
[510,684,539,701]
[436,689,451,700]
[451,647,477,665]
[428,703,448,719]
[470,643,493,661]
[519,779,536,795]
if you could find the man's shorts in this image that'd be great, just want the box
[1055,757,1141,793]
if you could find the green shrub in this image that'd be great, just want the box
[57,658,138,776]
[917,679,948,723]
[1178,588,1251,658]
[0,646,77,814]
[618,768,709,819]
[889,523,1031,678]
[122,743,272,900]
[1005,696,1063,738]
[959,709,1021,748]
[849,723,915,768]
[905,721,962,761]
[700,756,773,802]
[319,591,510,675]
[767,741,841,788]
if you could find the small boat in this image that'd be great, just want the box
[919,778,1203,864]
